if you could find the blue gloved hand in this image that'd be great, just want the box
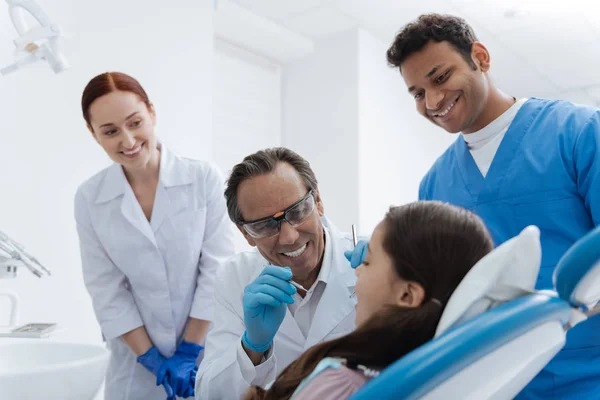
[344,240,368,269]
[188,366,198,397]
[162,380,175,400]
[136,346,175,399]
[157,341,203,398]
[242,265,296,353]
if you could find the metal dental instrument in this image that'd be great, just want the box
[350,224,357,298]
[290,280,308,294]
[267,261,307,294]
[290,225,360,295]
[287,225,359,296]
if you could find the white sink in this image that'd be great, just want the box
[0,341,109,399]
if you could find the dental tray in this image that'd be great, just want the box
[0,323,57,338]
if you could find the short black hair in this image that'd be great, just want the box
[387,14,479,71]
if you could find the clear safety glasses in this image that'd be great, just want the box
[239,190,316,239]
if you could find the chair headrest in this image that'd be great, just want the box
[435,226,541,337]
[553,225,600,308]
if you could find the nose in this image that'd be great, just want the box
[121,130,136,148]
[278,220,300,246]
[355,264,364,276]
[425,90,444,112]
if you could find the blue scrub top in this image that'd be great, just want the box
[420,98,600,399]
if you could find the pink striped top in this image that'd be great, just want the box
[292,365,371,400]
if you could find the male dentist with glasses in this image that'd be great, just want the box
[195,147,358,400]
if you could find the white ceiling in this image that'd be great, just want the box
[230,0,600,104]
[2,0,598,104]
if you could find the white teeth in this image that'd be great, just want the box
[435,98,458,117]
[123,145,142,155]
[283,243,307,258]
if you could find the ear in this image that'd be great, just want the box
[314,188,325,216]
[148,102,157,125]
[237,224,256,247]
[471,42,491,73]
[396,281,426,308]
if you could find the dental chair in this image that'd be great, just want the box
[350,225,600,400]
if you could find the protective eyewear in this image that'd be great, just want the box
[239,190,315,239]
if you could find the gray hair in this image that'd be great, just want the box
[225,147,319,224]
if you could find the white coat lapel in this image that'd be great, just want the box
[304,225,356,349]
[95,162,158,247]
[150,146,194,233]
[279,309,306,346]
[149,183,170,233]
[121,183,157,247]
[304,270,355,349]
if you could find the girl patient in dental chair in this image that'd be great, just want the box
[244,200,494,400]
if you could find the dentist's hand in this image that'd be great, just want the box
[242,265,296,353]
[344,240,368,269]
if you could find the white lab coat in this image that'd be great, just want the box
[195,219,357,400]
[74,145,236,400]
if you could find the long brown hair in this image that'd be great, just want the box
[245,201,494,400]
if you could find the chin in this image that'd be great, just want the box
[445,126,462,134]
[354,313,365,327]
[129,154,151,167]
[433,119,462,134]
[291,261,317,279]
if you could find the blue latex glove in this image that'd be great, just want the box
[242,265,296,353]
[137,346,175,399]
[157,341,203,398]
[344,240,368,269]
[187,366,198,397]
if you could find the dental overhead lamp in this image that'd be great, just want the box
[1,0,68,76]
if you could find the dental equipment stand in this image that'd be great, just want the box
[0,230,55,337]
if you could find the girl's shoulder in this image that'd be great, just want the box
[291,358,376,400]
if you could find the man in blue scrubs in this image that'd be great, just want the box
[386,13,599,399]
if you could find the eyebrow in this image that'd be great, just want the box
[408,64,445,93]
[426,64,444,78]
[242,190,312,224]
[99,111,140,128]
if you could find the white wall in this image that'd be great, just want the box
[282,30,360,234]
[283,28,455,237]
[357,29,455,234]
[213,39,282,252]
[213,40,282,181]
[545,88,600,108]
[0,0,214,343]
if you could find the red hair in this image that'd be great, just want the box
[81,72,152,128]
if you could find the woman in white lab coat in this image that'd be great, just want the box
[74,72,235,400]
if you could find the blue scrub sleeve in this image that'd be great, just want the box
[574,111,600,227]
